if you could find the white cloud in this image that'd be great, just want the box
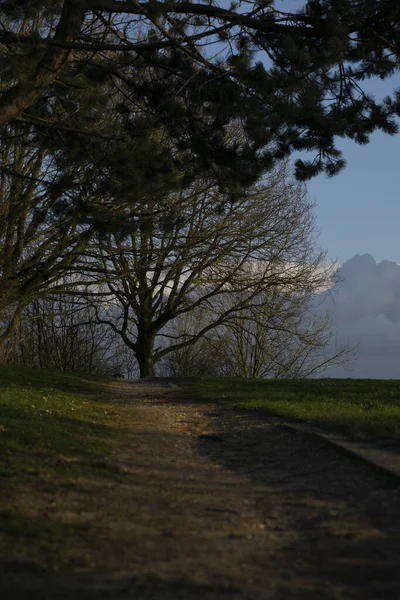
[318,254,400,378]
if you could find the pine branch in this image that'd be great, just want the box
[0,0,87,125]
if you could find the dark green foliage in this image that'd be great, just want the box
[0,0,399,192]
[0,0,61,19]
[1,0,399,346]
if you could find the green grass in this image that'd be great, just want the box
[0,363,108,394]
[0,364,116,464]
[177,377,400,446]
[0,364,129,569]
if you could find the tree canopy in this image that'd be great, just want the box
[0,0,399,183]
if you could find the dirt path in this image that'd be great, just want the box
[2,381,400,599]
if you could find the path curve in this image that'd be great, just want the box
[2,381,400,599]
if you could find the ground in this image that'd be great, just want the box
[1,379,400,599]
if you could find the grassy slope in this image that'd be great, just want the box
[0,365,129,570]
[0,365,114,459]
[178,377,400,446]
[2,367,400,570]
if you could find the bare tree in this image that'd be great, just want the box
[159,284,353,379]
[158,308,226,377]
[78,160,331,377]
[211,296,352,379]
[0,293,134,376]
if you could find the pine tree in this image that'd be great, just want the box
[0,0,399,183]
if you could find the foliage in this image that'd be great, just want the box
[0,122,95,337]
[0,0,399,185]
[0,1,398,375]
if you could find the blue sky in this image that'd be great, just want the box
[309,88,400,265]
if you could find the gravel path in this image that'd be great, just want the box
[2,382,400,599]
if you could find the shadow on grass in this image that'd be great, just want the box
[0,567,250,600]
[0,402,120,462]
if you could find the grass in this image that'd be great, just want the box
[0,364,116,465]
[0,364,130,570]
[177,377,400,446]
[2,365,400,571]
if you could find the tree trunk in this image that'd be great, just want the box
[137,354,155,379]
[135,328,156,378]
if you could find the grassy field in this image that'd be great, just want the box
[0,365,130,570]
[178,377,400,446]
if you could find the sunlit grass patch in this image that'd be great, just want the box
[178,377,400,445]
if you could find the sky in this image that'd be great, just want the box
[319,254,400,378]
[309,89,400,265]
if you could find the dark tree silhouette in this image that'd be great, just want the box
[0,1,399,182]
